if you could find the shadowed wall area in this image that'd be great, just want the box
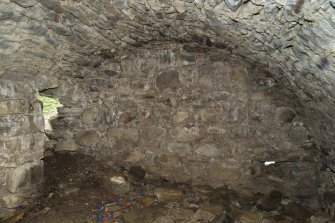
[0,0,334,218]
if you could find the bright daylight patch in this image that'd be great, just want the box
[36,93,63,130]
[264,161,276,166]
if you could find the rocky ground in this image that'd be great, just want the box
[1,152,333,223]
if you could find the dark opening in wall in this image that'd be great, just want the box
[36,93,63,131]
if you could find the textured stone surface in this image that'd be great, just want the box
[0,79,44,210]
[6,160,44,193]
[75,129,100,147]
[55,140,78,152]
[237,210,263,223]
[284,202,312,220]
[103,172,131,195]
[154,187,185,202]
[195,144,219,158]
[1,194,22,209]
[0,0,334,215]
[41,48,322,204]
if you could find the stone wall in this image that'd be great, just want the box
[47,45,321,207]
[0,0,334,215]
[0,80,44,209]
[1,0,334,168]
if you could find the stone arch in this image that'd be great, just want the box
[0,0,334,216]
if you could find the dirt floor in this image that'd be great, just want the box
[0,152,332,223]
[20,152,115,223]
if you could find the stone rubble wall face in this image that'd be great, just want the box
[0,80,45,209]
[0,0,334,212]
[50,47,321,208]
[0,0,334,152]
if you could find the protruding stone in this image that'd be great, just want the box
[225,0,243,12]
[199,75,212,88]
[195,144,219,158]
[256,190,282,212]
[35,0,64,13]
[124,150,143,162]
[156,70,181,90]
[174,111,188,123]
[209,160,241,181]
[174,0,186,13]
[30,161,44,185]
[10,0,37,8]
[1,194,22,208]
[284,202,311,220]
[237,210,263,223]
[166,142,192,156]
[6,161,44,193]
[170,127,200,142]
[154,187,185,202]
[123,206,165,223]
[81,112,97,124]
[275,107,296,125]
[103,172,131,195]
[108,128,139,144]
[192,209,217,222]
[211,211,234,223]
[75,130,100,146]
[289,126,309,144]
[6,165,29,193]
[120,113,135,124]
[310,216,334,223]
[230,67,248,87]
[55,140,78,152]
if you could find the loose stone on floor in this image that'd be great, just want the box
[11,152,334,223]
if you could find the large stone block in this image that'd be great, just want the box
[7,165,26,193]
[174,111,188,123]
[19,132,45,153]
[289,126,309,144]
[75,130,100,146]
[6,160,43,193]
[154,187,185,202]
[0,100,29,115]
[0,80,34,99]
[237,210,263,223]
[170,127,200,142]
[0,137,20,167]
[209,160,241,182]
[195,144,219,158]
[1,194,22,208]
[81,111,97,124]
[0,114,44,138]
[0,115,27,138]
[230,67,248,88]
[103,171,130,195]
[166,142,192,156]
[0,134,45,167]
[29,114,45,131]
[10,0,37,8]
[35,0,64,13]
[157,154,182,168]
[30,161,44,185]
[275,107,296,125]
[55,140,78,152]
[156,70,181,90]
[108,128,139,144]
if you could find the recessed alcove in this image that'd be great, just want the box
[36,93,62,131]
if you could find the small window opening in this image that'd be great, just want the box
[36,93,63,131]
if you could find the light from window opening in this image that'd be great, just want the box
[36,93,63,130]
[264,161,276,166]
